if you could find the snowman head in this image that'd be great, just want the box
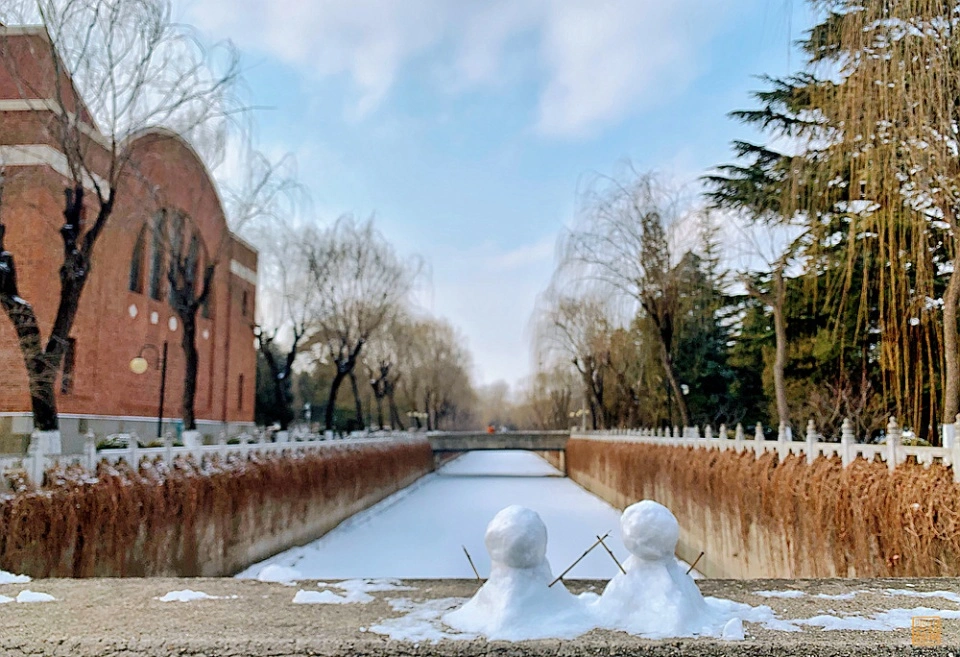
[620,500,680,561]
[484,505,548,568]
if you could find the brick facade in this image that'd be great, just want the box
[0,26,257,450]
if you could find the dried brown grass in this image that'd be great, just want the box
[567,438,960,577]
[0,440,433,577]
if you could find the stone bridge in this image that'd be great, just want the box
[427,430,570,472]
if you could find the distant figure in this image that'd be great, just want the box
[486,424,496,434]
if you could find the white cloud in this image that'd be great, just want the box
[489,234,556,272]
[183,0,739,135]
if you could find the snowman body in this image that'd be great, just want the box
[594,500,716,637]
[442,505,591,640]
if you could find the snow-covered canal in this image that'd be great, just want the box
[237,450,630,580]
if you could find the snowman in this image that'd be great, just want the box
[442,505,594,640]
[593,500,725,637]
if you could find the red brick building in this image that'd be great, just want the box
[0,26,257,452]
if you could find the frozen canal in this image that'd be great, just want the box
[237,450,631,580]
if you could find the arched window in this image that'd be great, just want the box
[128,225,146,293]
[149,212,166,301]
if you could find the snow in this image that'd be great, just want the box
[442,506,597,640]
[293,589,364,604]
[590,501,733,639]
[884,588,960,604]
[796,607,960,632]
[816,591,864,600]
[256,564,302,584]
[721,617,745,640]
[0,570,30,584]
[15,590,56,603]
[156,590,237,602]
[0,595,11,604]
[237,451,633,580]
[755,590,806,599]
[293,579,413,604]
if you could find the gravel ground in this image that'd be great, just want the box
[2,577,960,655]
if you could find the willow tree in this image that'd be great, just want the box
[534,292,614,430]
[794,1,959,439]
[0,0,238,433]
[304,216,418,430]
[559,171,692,427]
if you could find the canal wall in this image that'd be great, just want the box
[0,437,434,577]
[562,436,960,579]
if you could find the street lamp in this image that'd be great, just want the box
[130,341,168,439]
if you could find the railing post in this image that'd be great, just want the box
[84,429,97,471]
[128,432,140,471]
[953,414,960,482]
[841,418,855,467]
[25,431,45,487]
[704,425,713,440]
[754,422,764,455]
[886,416,901,471]
[218,431,228,459]
[734,423,744,452]
[805,419,817,465]
[163,431,174,467]
[777,422,788,460]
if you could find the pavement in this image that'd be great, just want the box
[3,577,960,655]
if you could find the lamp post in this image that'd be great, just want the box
[130,342,168,439]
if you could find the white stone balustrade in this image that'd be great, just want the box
[3,429,421,487]
[573,414,960,482]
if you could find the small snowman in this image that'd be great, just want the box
[594,500,721,637]
[442,505,593,640]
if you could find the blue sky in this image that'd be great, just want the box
[175,0,814,389]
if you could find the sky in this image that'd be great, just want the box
[174,0,815,389]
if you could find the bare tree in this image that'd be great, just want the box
[159,145,297,431]
[362,312,415,429]
[253,220,315,431]
[416,318,475,431]
[535,292,613,429]
[303,216,418,430]
[0,0,239,432]
[559,171,692,426]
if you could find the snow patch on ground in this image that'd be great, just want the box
[0,570,30,584]
[156,590,238,602]
[755,590,806,599]
[796,606,960,631]
[293,579,415,604]
[0,595,11,604]
[15,590,56,603]
[816,591,864,600]
[256,564,303,584]
[371,598,475,642]
[884,588,960,604]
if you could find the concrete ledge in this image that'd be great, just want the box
[2,578,960,655]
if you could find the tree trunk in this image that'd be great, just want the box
[373,394,384,428]
[388,390,404,430]
[772,286,790,432]
[942,252,960,430]
[348,370,363,427]
[325,369,347,430]
[658,338,690,427]
[180,311,199,430]
[0,187,110,432]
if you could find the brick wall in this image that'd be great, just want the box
[0,28,257,444]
